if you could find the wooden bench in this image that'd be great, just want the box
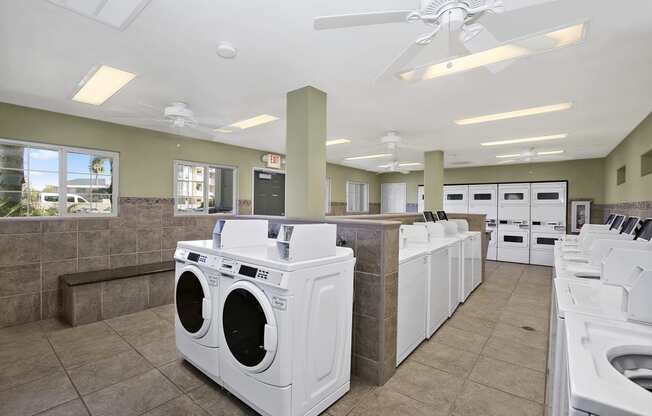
[62,261,175,326]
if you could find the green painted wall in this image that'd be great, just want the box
[603,112,652,204]
[380,158,606,204]
[0,102,378,203]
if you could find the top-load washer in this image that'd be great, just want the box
[174,241,224,384]
[449,218,482,299]
[468,184,498,261]
[498,183,531,264]
[443,185,469,214]
[530,182,567,266]
[217,224,355,416]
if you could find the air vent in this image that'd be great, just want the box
[48,0,151,31]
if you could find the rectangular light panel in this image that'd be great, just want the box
[496,154,522,158]
[455,102,573,125]
[481,133,567,147]
[537,150,565,155]
[326,139,352,146]
[72,65,136,105]
[345,154,392,161]
[229,114,279,130]
[399,22,587,82]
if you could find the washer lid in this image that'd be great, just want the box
[175,265,212,338]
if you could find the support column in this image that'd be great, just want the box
[285,86,327,219]
[424,150,444,211]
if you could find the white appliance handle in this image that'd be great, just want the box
[202,297,211,320]
[263,324,277,352]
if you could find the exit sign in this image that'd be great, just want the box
[266,153,282,169]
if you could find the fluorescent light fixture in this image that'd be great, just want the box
[345,154,392,161]
[455,102,573,125]
[72,65,136,105]
[497,159,517,165]
[215,128,233,133]
[229,114,279,130]
[377,162,422,168]
[326,139,352,146]
[537,150,565,155]
[481,133,567,147]
[496,154,522,159]
[399,22,587,82]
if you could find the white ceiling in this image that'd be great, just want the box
[1,0,651,172]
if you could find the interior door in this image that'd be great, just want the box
[417,185,424,213]
[381,182,407,213]
[253,170,285,216]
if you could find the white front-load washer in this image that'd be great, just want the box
[217,242,355,416]
[174,241,224,384]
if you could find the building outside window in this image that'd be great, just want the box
[346,181,369,213]
[174,160,237,215]
[0,138,118,218]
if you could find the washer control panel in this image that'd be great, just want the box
[174,248,220,269]
[219,258,283,286]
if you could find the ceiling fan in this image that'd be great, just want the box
[110,102,221,138]
[314,0,582,81]
[496,147,567,164]
[377,131,420,174]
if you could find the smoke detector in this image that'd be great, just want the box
[217,42,237,59]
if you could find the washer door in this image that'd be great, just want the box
[175,265,212,339]
[222,281,277,373]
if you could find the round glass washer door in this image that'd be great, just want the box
[222,280,277,373]
[175,265,212,338]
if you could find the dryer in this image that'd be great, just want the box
[468,184,498,261]
[530,182,567,266]
[174,241,224,384]
[498,183,531,263]
[443,185,469,214]
[217,239,355,416]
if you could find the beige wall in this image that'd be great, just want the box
[0,102,377,205]
[603,112,652,204]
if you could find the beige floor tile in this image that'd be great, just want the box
[0,349,62,391]
[37,399,89,416]
[187,383,254,415]
[456,303,503,323]
[325,376,376,416]
[503,299,550,319]
[499,310,549,333]
[410,341,479,377]
[348,386,439,416]
[83,369,181,416]
[445,312,496,337]
[0,369,78,416]
[0,321,45,344]
[51,332,132,369]
[0,334,53,364]
[143,395,209,416]
[135,334,182,367]
[68,349,152,395]
[470,356,546,403]
[481,336,547,372]
[451,381,543,416]
[149,304,175,323]
[493,323,548,350]
[159,360,212,393]
[386,360,464,412]
[432,325,488,354]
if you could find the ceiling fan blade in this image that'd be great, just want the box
[314,10,413,30]
[110,116,167,124]
[479,0,586,42]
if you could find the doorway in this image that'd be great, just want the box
[381,182,407,213]
[253,169,285,216]
[417,185,424,213]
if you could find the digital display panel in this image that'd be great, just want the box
[620,217,639,235]
[423,211,437,222]
[187,252,200,262]
[610,215,625,230]
[437,211,448,221]
[635,219,652,241]
[605,213,615,224]
[239,264,258,278]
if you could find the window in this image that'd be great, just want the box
[346,181,368,213]
[0,139,118,218]
[617,165,626,185]
[641,149,652,177]
[174,161,236,215]
[325,177,331,214]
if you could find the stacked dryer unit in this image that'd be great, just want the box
[497,183,532,264]
[443,185,469,214]
[468,184,498,260]
[530,182,567,266]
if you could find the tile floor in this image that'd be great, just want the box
[0,261,552,416]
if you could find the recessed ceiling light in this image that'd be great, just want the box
[72,65,136,106]
[215,128,233,133]
[455,102,573,125]
[399,22,587,82]
[496,154,522,158]
[537,150,565,155]
[481,133,567,147]
[345,154,392,161]
[326,139,352,146]
[377,162,422,168]
[497,159,517,165]
[229,114,279,130]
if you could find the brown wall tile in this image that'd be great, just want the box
[355,229,382,274]
[109,254,139,269]
[137,228,162,252]
[0,264,41,297]
[101,277,149,320]
[353,272,382,318]
[354,313,381,361]
[42,220,78,233]
[138,251,162,265]
[162,227,185,250]
[0,293,41,328]
[0,220,41,234]
[69,284,101,326]
[148,272,174,308]
[78,219,109,231]
[42,260,77,291]
[78,230,111,258]
[41,232,76,262]
[0,234,42,266]
[78,256,109,273]
[42,290,62,319]
[110,228,138,254]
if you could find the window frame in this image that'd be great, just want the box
[325,177,332,214]
[0,138,119,220]
[346,180,369,214]
[173,160,238,216]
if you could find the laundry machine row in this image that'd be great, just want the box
[444,181,568,265]
[174,220,356,416]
